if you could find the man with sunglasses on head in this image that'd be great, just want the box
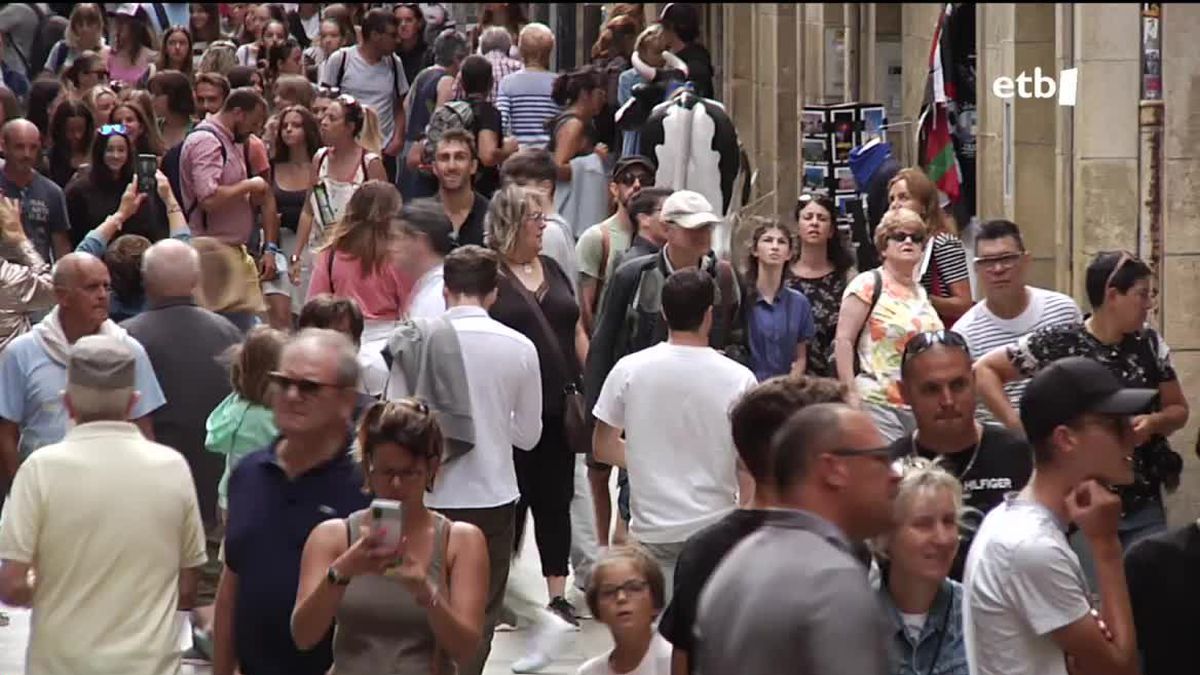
[213,328,370,675]
[695,402,898,675]
[891,329,1032,580]
[964,356,1151,675]
[952,219,1080,421]
[575,155,655,334]
[974,251,1188,581]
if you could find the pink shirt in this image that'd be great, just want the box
[179,117,254,246]
[308,250,411,320]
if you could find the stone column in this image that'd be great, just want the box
[1159,4,1200,523]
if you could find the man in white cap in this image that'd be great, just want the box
[0,334,207,674]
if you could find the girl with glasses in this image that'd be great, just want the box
[887,167,972,325]
[63,51,110,94]
[292,398,488,674]
[578,547,671,675]
[834,207,943,443]
[790,193,857,378]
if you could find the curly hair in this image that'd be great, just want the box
[485,183,540,257]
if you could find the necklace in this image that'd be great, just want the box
[911,422,983,479]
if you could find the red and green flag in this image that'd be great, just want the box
[917,3,962,204]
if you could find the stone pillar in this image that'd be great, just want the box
[1159,4,1200,523]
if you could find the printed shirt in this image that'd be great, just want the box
[844,269,944,406]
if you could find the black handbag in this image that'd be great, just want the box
[505,263,591,454]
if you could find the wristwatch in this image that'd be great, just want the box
[326,566,351,586]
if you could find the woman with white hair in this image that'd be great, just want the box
[874,457,968,675]
[833,207,942,442]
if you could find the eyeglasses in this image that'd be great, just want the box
[973,251,1024,270]
[268,372,343,396]
[1105,250,1136,290]
[89,69,110,78]
[615,171,654,187]
[370,464,425,483]
[826,447,894,462]
[597,579,650,601]
[887,231,926,245]
[526,211,547,223]
[901,330,970,370]
[98,124,127,136]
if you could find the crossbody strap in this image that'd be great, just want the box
[503,261,577,384]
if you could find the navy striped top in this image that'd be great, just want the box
[497,70,561,149]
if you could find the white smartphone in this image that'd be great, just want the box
[369,498,403,550]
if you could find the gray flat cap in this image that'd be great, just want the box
[68,335,135,389]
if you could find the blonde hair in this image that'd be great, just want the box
[82,84,118,119]
[358,105,383,155]
[485,184,539,256]
[634,24,668,67]
[198,41,239,76]
[873,456,963,559]
[874,207,928,254]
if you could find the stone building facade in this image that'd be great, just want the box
[685,3,1200,523]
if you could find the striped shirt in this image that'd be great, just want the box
[497,69,561,149]
[921,233,971,296]
[953,286,1082,416]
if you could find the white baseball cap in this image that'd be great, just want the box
[660,190,720,230]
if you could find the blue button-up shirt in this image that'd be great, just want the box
[224,437,369,675]
[747,285,816,382]
[878,578,968,675]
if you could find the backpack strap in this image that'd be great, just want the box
[598,224,612,281]
[181,125,229,231]
[853,269,884,370]
[391,54,403,103]
[334,49,348,89]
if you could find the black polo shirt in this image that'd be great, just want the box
[224,437,369,675]
[438,191,489,248]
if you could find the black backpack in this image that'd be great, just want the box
[162,125,251,232]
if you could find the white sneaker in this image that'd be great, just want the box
[511,608,574,673]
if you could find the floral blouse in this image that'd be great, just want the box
[790,270,848,378]
[843,270,943,407]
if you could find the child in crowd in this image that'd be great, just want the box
[578,547,672,675]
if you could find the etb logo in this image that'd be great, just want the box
[991,67,1078,106]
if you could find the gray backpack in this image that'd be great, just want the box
[422,100,475,163]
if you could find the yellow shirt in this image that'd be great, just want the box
[0,421,207,675]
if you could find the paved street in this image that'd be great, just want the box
[0,512,615,675]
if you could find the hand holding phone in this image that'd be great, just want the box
[369,499,404,552]
[136,154,158,195]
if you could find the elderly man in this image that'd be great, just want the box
[497,23,560,149]
[0,252,165,484]
[122,238,243,643]
[695,403,899,675]
[0,119,71,263]
[213,329,370,675]
[0,335,207,674]
[474,25,523,101]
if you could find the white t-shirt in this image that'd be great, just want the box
[953,287,1081,413]
[320,46,410,146]
[576,633,672,675]
[963,494,1092,675]
[0,422,207,675]
[592,343,758,543]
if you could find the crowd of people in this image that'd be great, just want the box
[0,3,1194,675]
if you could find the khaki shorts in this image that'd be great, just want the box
[193,238,266,314]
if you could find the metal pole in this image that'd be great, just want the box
[1139,3,1164,330]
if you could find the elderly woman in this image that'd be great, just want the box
[874,458,968,675]
[834,207,942,442]
[486,183,586,626]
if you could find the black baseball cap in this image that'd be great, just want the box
[611,155,655,180]
[1020,357,1157,443]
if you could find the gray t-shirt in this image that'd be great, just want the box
[963,494,1092,675]
[0,171,69,263]
[320,46,410,147]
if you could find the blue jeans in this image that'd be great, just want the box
[1069,499,1166,593]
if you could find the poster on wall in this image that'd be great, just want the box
[803,164,829,192]
[830,109,857,162]
[860,106,887,144]
[802,110,827,136]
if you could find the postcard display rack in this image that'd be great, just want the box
[800,103,888,235]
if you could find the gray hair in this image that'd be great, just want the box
[485,183,538,257]
[287,328,361,388]
[67,384,135,423]
[142,239,200,298]
[432,29,470,68]
[479,25,512,55]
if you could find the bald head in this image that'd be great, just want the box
[2,118,37,144]
[142,239,201,300]
[518,23,554,67]
[52,252,104,289]
[3,118,41,175]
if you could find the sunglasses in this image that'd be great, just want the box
[973,251,1024,270]
[268,371,342,396]
[887,231,926,245]
[901,330,970,370]
[615,171,654,187]
[98,123,128,136]
[1105,250,1137,290]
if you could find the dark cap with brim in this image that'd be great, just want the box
[1020,356,1157,443]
